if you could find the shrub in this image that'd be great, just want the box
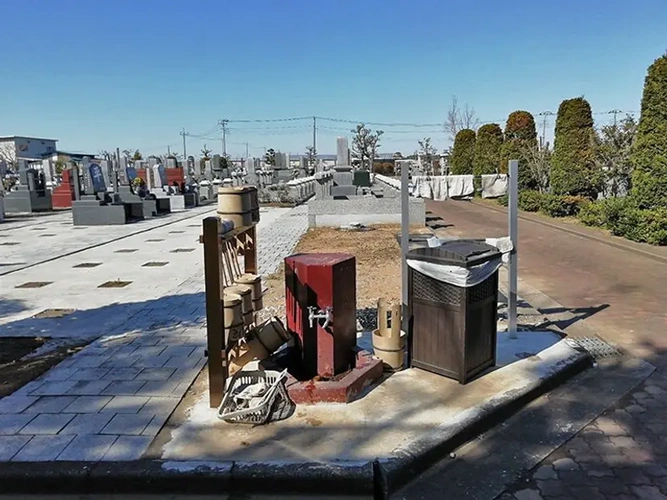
[630,53,667,209]
[578,201,606,227]
[550,97,599,197]
[518,190,542,212]
[450,129,476,175]
[538,194,589,217]
[500,110,538,188]
[473,123,503,176]
[374,162,395,176]
[498,193,508,207]
[576,197,667,245]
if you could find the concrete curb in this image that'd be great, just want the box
[0,345,591,498]
[374,341,592,498]
[469,199,667,264]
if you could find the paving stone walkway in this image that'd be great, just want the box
[501,370,667,500]
[0,205,308,462]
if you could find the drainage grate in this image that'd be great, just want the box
[15,281,53,289]
[142,261,169,267]
[33,308,75,319]
[146,239,164,242]
[73,262,102,268]
[114,249,138,253]
[98,280,132,288]
[170,248,195,253]
[40,234,57,237]
[169,230,185,234]
[188,224,200,227]
[0,242,21,246]
[566,337,623,359]
[31,227,46,231]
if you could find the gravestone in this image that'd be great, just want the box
[119,156,128,184]
[100,160,111,190]
[337,137,350,166]
[41,159,54,188]
[89,163,107,193]
[166,157,177,168]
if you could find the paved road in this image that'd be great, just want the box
[425,199,667,500]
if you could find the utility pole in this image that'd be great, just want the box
[312,116,317,161]
[180,128,188,161]
[167,145,171,156]
[537,111,554,147]
[219,119,229,156]
[607,109,622,127]
[244,142,249,157]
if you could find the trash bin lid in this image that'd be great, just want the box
[406,239,501,268]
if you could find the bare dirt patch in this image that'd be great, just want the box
[0,337,87,397]
[261,224,428,320]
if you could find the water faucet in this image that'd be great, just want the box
[308,306,332,329]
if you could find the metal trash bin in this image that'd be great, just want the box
[406,240,502,384]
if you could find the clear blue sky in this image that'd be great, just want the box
[1,0,665,158]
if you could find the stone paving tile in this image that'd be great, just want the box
[0,414,36,435]
[134,367,176,381]
[141,413,171,437]
[66,380,112,396]
[23,396,78,413]
[100,380,146,395]
[67,367,112,381]
[18,413,74,435]
[12,435,75,461]
[135,380,181,397]
[59,413,114,435]
[57,434,118,461]
[139,396,180,417]
[101,414,153,435]
[504,372,667,499]
[100,395,149,414]
[29,380,78,396]
[0,396,37,414]
[101,435,152,461]
[102,367,142,381]
[162,355,202,369]
[62,395,113,413]
[0,435,32,460]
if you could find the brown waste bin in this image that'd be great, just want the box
[407,240,501,384]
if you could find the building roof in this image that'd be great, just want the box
[43,150,97,159]
[0,136,59,143]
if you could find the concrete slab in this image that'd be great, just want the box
[159,334,584,463]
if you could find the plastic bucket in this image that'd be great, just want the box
[372,329,406,371]
[225,285,253,314]
[217,186,251,213]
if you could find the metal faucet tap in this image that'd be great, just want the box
[308,306,332,329]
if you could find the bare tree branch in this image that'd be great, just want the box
[444,95,480,142]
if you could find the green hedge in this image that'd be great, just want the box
[498,190,588,216]
[501,110,538,189]
[578,197,667,245]
[473,123,503,176]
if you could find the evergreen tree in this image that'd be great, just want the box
[500,110,538,189]
[450,129,476,175]
[630,53,667,208]
[473,123,503,176]
[550,97,599,197]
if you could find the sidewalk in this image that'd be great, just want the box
[0,205,309,463]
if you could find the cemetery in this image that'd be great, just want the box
[0,140,619,497]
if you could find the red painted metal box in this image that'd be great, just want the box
[284,253,357,378]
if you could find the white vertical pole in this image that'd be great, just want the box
[400,160,410,332]
[508,159,519,339]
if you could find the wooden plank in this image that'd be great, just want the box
[243,225,258,275]
[203,216,225,408]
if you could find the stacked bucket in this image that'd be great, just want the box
[217,186,259,228]
[217,185,262,343]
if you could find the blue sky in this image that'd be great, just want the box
[1,0,665,158]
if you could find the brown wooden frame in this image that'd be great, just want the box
[202,216,258,407]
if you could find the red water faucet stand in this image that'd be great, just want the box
[52,169,76,209]
[283,253,383,404]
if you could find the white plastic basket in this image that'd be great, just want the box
[217,369,289,425]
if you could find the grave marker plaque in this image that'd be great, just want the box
[89,163,107,193]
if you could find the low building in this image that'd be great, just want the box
[0,136,58,175]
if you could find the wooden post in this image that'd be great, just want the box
[243,225,258,274]
[203,216,225,408]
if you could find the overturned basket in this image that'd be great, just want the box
[217,369,290,425]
